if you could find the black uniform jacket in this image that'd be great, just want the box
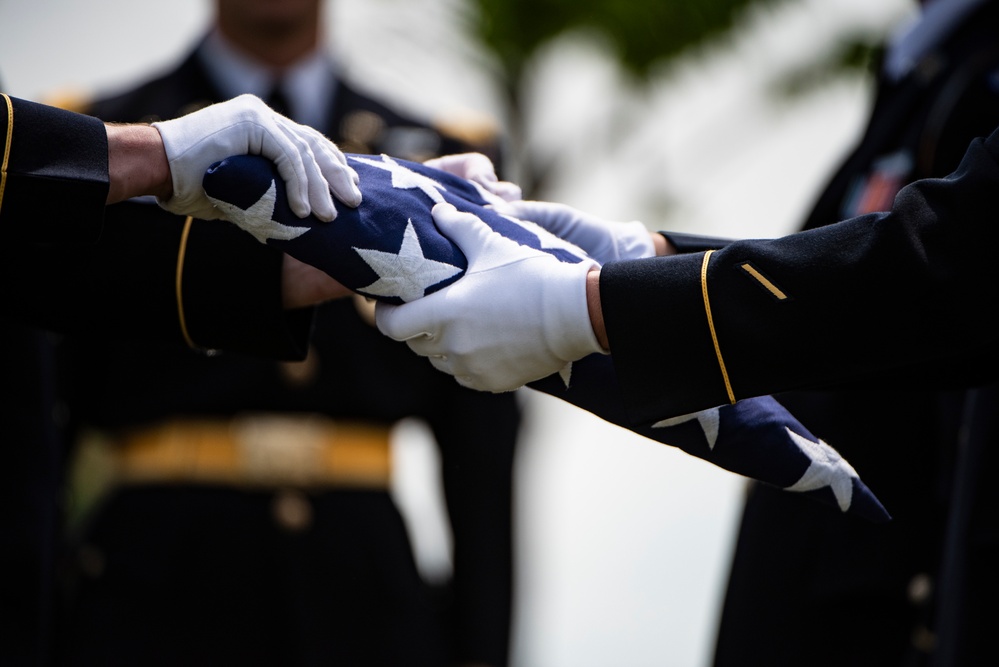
[710,5,999,664]
[602,125,999,425]
[0,94,107,243]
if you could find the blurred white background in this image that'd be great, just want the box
[0,0,914,664]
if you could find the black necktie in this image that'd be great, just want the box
[265,80,292,119]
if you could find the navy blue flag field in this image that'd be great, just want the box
[203,154,890,522]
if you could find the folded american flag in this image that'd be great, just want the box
[203,154,890,522]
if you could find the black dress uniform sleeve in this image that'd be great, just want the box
[660,230,734,254]
[181,216,313,358]
[601,126,999,425]
[0,95,108,243]
[0,96,309,357]
[1,199,311,359]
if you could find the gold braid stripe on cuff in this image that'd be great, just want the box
[175,216,196,349]
[701,250,736,405]
[0,94,13,216]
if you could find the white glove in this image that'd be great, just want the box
[505,200,655,264]
[375,203,603,393]
[424,152,523,205]
[152,94,362,221]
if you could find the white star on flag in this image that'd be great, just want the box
[353,155,447,204]
[784,428,857,511]
[207,180,310,244]
[354,219,463,302]
[653,408,721,449]
[558,363,573,388]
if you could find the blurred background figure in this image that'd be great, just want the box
[712,1,999,666]
[52,1,520,665]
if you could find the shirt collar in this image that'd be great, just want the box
[198,27,337,130]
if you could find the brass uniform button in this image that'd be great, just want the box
[340,110,385,153]
[911,625,937,654]
[907,572,933,606]
[78,544,106,579]
[271,489,313,533]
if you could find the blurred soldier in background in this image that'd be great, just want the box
[712,1,999,665]
[54,1,520,665]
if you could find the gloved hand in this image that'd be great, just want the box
[423,152,522,206]
[505,200,655,264]
[376,202,604,392]
[153,94,361,221]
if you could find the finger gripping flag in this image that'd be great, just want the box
[203,155,890,522]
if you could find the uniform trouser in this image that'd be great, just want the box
[55,486,448,667]
[0,323,65,667]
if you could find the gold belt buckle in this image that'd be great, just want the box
[231,414,330,485]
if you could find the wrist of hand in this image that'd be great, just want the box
[653,232,672,256]
[151,117,219,219]
[105,124,172,204]
[586,268,608,351]
[543,259,605,362]
[281,255,352,309]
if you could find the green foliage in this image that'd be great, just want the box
[473,0,788,82]
[773,35,883,98]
